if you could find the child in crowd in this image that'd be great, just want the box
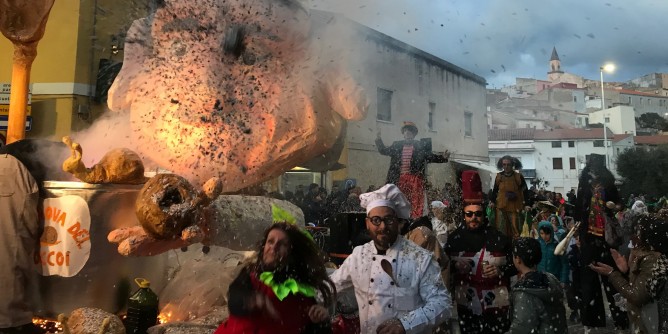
[547,214,566,241]
[537,222,570,284]
[531,202,554,239]
[508,237,568,333]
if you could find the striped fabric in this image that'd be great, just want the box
[400,144,414,174]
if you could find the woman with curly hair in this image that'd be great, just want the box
[214,221,335,334]
[590,213,668,333]
[645,215,668,334]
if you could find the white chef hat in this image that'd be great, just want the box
[632,200,647,215]
[359,184,411,219]
[430,200,447,208]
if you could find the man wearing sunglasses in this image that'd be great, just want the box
[330,184,451,334]
[445,171,516,333]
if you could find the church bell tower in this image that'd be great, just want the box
[548,47,564,82]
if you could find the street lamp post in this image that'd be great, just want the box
[602,115,610,168]
[600,63,615,168]
[600,70,605,111]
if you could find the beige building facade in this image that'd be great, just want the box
[331,20,488,192]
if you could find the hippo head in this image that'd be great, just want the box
[109,0,367,192]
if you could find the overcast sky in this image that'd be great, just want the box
[306,0,668,88]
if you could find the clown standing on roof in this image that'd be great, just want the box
[214,205,335,334]
[376,122,450,218]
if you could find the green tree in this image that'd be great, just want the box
[636,112,668,131]
[617,146,668,198]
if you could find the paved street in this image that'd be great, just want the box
[446,295,632,334]
[568,323,628,334]
[446,321,627,333]
[566,288,632,334]
[567,310,632,334]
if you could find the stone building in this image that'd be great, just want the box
[282,11,489,193]
[489,48,587,131]
[625,73,668,97]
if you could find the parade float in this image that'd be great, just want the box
[1,0,368,332]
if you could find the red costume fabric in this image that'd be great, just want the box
[331,314,360,334]
[214,271,317,334]
[398,173,425,219]
[461,170,483,204]
[400,145,414,174]
[587,189,606,237]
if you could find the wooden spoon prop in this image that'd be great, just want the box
[0,0,56,143]
[381,259,399,287]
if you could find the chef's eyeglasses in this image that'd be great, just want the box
[367,215,400,226]
[464,211,484,218]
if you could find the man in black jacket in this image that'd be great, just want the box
[376,121,449,218]
[446,205,517,333]
[445,171,516,333]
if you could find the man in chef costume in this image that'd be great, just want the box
[330,184,451,334]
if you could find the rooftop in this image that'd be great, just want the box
[613,88,664,98]
[488,128,535,141]
[533,128,613,140]
[550,47,560,61]
[489,128,615,141]
[634,135,668,145]
[613,134,633,143]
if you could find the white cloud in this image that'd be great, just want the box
[520,54,536,67]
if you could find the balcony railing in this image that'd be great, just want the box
[521,169,536,178]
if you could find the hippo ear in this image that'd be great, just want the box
[108,17,153,112]
[276,0,309,13]
[319,68,369,121]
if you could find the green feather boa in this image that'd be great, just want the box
[259,271,316,301]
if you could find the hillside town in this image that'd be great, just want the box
[486,47,668,194]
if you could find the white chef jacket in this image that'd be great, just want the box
[330,236,451,334]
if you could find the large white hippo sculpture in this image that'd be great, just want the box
[108,0,367,192]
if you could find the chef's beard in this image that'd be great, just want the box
[372,230,397,251]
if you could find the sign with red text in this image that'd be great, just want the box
[35,196,91,277]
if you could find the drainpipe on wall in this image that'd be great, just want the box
[83,0,99,122]
[575,140,580,191]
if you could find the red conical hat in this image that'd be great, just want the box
[461,170,483,205]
